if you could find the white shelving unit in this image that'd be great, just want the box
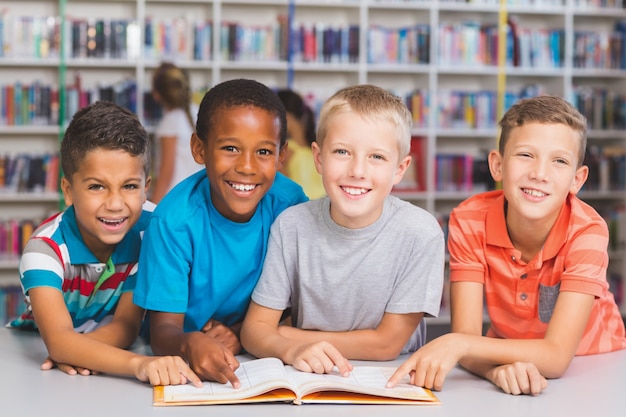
[1,0,625,317]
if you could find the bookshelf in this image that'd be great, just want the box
[1,0,625,322]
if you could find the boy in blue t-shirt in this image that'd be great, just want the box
[133,79,308,388]
[11,101,200,387]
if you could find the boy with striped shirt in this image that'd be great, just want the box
[10,101,200,387]
[388,95,626,395]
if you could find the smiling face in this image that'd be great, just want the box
[61,148,150,262]
[313,112,411,229]
[489,122,588,230]
[191,105,285,223]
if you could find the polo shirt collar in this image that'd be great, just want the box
[61,205,141,265]
[484,191,571,262]
[485,192,513,249]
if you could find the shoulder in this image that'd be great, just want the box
[150,171,208,228]
[450,190,502,226]
[385,196,443,239]
[454,190,501,213]
[273,198,320,225]
[264,172,309,209]
[566,194,609,234]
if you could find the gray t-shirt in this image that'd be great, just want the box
[252,196,445,353]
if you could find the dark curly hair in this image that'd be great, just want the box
[195,79,287,147]
[61,101,150,179]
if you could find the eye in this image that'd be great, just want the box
[555,158,569,165]
[517,152,532,158]
[88,184,104,191]
[257,148,273,156]
[123,183,140,190]
[334,148,348,156]
[372,154,386,161]
[222,145,238,153]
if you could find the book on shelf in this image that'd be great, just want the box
[154,357,439,407]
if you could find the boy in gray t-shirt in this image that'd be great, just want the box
[241,85,445,377]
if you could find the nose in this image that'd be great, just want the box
[348,156,367,179]
[105,190,124,211]
[529,158,549,181]
[235,152,255,175]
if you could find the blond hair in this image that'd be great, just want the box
[498,95,587,167]
[317,85,412,158]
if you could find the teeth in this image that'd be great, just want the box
[100,218,124,225]
[230,182,256,192]
[524,189,546,197]
[343,186,368,196]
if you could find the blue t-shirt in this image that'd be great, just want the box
[133,170,307,332]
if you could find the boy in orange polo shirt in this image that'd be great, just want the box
[388,95,626,396]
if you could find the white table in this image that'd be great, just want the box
[1,327,624,417]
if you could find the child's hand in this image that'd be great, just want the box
[386,333,463,391]
[133,355,202,387]
[183,332,241,388]
[289,341,353,377]
[488,362,548,396]
[201,319,242,355]
[41,356,98,376]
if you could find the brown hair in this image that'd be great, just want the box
[152,62,194,129]
[498,95,587,167]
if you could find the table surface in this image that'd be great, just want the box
[1,327,624,417]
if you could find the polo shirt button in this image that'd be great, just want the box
[95,266,103,273]
[520,273,527,279]
[511,256,516,261]
[520,293,527,301]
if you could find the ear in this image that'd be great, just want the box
[392,155,412,186]
[569,164,589,195]
[488,149,503,183]
[312,141,323,175]
[61,176,73,207]
[190,133,205,164]
[143,175,152,202]
[277,141,288,170]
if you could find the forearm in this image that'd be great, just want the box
[150,322,193,357]
[241,323,298,363]
[454,334,572,378]
[277,326,403,361]
[85,320,140,349]
[44,329,143,376]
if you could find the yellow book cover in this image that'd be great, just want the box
[154,357,439,406]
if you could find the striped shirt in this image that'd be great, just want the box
[10,205,152,333]
[448,190,626,355]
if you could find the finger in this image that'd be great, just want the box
[219,363,240,389]
[75,367,92,376]
[40,357,55,371]
[202,320,214,333]
[292,357,313,373]
[324,346,352,377]
[528,373,548,396]
[222,351,240,388]
[57,363,78,376]
[180,362,203,388]
[520,363,545,396]
[386,361,414,388]
[421,367,437,390]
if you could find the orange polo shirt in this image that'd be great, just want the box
[448,190,626,355]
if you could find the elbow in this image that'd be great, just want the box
[542,359,571,379]
[363,342,405,361]
[239,326,253,355]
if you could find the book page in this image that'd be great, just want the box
[285,365,436,402]
[161,357,294,403]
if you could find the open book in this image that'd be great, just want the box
[154,357,439,406]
